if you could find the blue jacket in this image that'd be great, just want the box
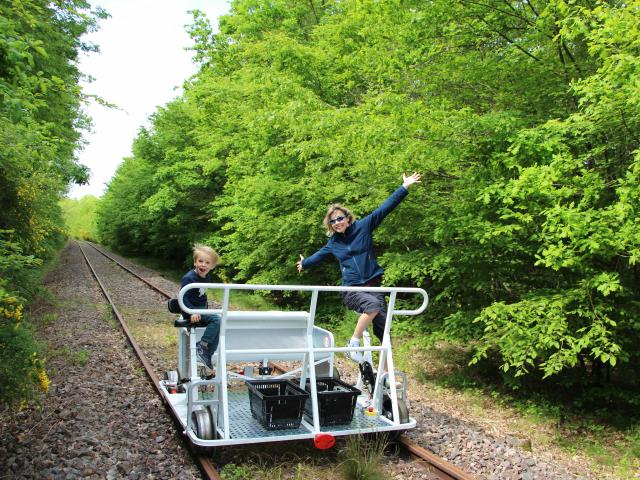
[302,186,409,286]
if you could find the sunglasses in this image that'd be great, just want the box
[329,215,346,225]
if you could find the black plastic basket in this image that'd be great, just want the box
[300,377,361,426]
[246,380,309,430]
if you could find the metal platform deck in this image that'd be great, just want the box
[226,390,387,439]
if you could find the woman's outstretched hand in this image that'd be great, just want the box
[296,254,304,272]
[402,172,422,189]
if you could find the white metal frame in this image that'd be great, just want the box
[159,283,428,447]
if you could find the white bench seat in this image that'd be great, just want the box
[176,310,334,379]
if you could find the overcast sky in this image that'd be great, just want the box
[68,0,230,199]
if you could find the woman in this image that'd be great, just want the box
[296,172,422,362]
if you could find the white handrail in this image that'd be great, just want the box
[178,283,428,316]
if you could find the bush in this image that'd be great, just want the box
[0,234,49,407]
[0,314,49,407]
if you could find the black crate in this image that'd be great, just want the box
[246,380,309,430]
[300,378,361,426]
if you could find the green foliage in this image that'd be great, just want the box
[0,233,47,406]
[96,98,219,259]
[470,287,623,379]
[0,0,107,406]
[96,0,640,396]
[0,319,46,406]
[220,463,254,480]
[469,1,640,382]
[1,0,106,254]
[0,231,42,295]
[60,195,99,240]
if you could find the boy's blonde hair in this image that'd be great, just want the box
[193,244,220,266]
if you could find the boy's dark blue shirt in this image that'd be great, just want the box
[301,186,409,286]
[181,269,212,310]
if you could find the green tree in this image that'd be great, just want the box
[60,195,99,240]
[471,1,640,382]
[97,0,640,394]
[0,0,107,406]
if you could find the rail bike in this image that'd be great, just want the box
[159,283,428,449]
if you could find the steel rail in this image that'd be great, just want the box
[77,241,219,480]
[399,436,476,480]
[85,241,175,298]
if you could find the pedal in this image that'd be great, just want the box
[358,361,377,392]
[384,378,403,389]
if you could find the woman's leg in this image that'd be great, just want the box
[353,310,377,339]
[344,291,386,362]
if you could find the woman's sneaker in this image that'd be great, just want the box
[196,341,213,369]
[346,338,363,363]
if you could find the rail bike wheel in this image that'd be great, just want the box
[192,405,217,440]
[382,395,409,424]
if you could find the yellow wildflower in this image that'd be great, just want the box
[38,368,51,393]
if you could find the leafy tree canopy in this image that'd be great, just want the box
[98,0,640,392]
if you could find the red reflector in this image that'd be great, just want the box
[314,433,335,450]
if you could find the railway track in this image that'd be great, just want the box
[79,240,475,480]
[77,241,220,480]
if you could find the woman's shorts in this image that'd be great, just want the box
[343,290,388,342]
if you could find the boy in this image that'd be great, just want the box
[181,244,220,370]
